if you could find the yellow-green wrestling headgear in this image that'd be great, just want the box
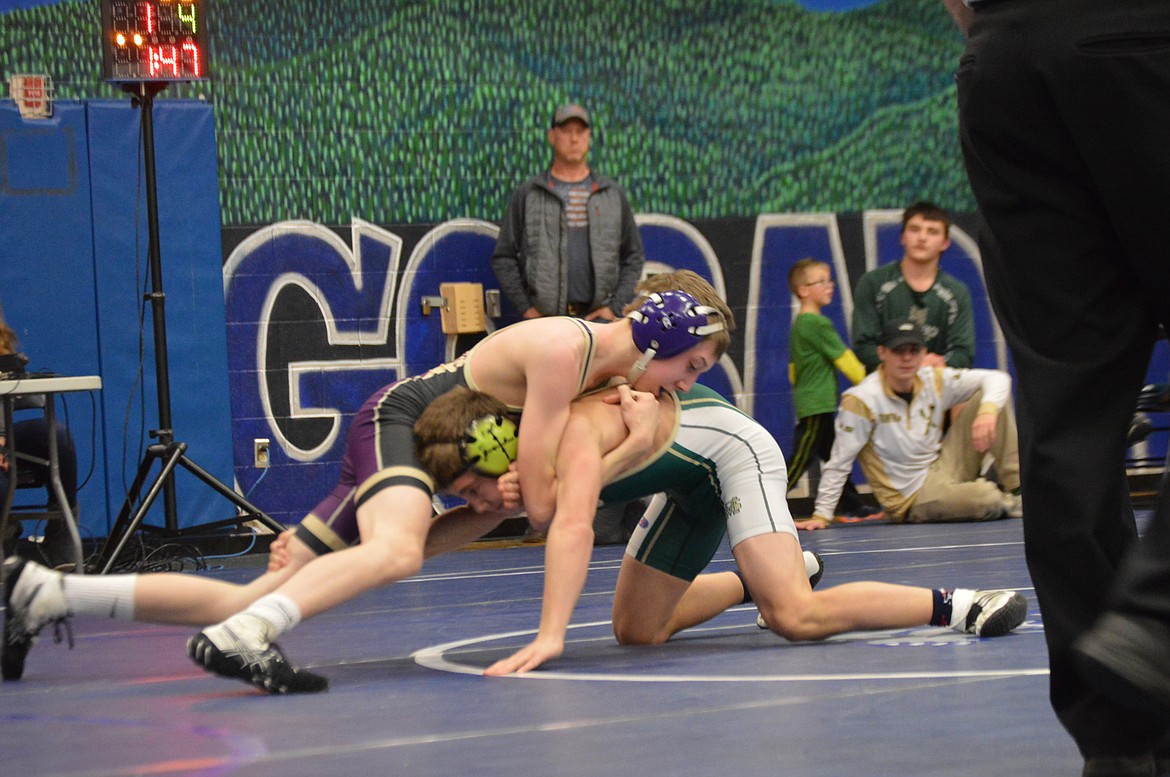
[461,414,518,476]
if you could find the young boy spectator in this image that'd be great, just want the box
[785,259,875,520]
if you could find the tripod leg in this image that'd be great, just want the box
[95,449,158,564]
[96,443,186,574]
[175,453,285,534]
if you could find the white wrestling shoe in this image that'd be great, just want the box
[957,589,1027,638]
[3,557,72,681]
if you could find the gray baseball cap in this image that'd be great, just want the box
[551,104,591,128]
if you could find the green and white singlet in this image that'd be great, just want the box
[601,383,798,581]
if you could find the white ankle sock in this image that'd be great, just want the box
[211,593,303,647]
[61,574,138,620]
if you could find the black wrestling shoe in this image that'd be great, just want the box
[3,556,73,681]
[1075,612,1170,719]
[187,628,329,694]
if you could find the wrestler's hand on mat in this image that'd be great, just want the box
[484,635,564,676]
[794,516,831,531]
[266,529,297,572]
[497,463,522,512]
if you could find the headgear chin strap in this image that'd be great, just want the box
[460,414,519,476]
[625,290,725,383]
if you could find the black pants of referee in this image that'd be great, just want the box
[957,0,1170,761]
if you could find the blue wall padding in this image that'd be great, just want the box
[0,102,103,535]
[1,98,233,536]
[87,99,233,532]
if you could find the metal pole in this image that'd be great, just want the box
[131,81,179,531]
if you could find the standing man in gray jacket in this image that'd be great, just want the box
[491,104,645,322]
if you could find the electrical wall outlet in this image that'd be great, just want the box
[253,438,271,469]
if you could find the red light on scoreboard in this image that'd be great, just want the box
[101,0,207,82]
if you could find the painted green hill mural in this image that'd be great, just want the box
[0,0,973,225]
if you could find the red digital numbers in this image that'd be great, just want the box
[101,0,207,82]
[146,42,201,78]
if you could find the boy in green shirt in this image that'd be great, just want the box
[787,259,873,527]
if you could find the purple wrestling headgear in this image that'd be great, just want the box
[626,290,725,383]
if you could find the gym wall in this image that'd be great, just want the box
[3,1,1166,530]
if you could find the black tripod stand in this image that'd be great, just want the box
[96,82,284,573]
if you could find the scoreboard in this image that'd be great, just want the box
[101,0,207,82]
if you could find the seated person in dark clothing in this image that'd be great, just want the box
[0,312,78,565]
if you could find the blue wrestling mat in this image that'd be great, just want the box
[1,518,1085,777]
